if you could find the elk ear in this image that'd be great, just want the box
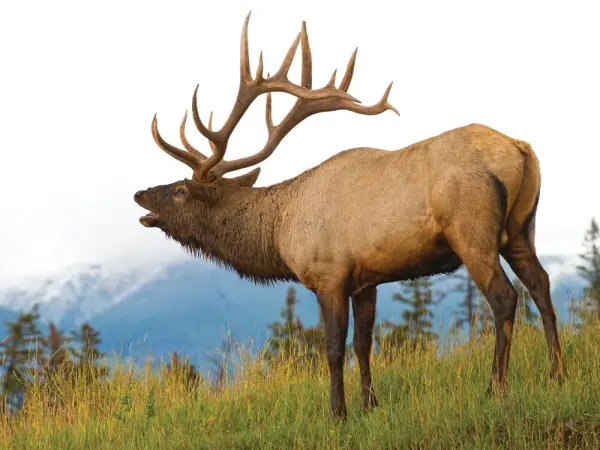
[184,179,219,206]
[229,167,261,187]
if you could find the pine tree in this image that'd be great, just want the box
[166,352,203,392]
[69,323,108,380]
[70,323,103,364]
[36,322,77,406]
[514,279,538,326]
[375,278,440,358]
[395,278,439,346]
[575,217,600,320]
[37,322,69,377]
[208,334,237,390]
[264,286,326,368]
[0,305,44,412]
[373,319,409,361]
[448,271,481,341]
[266,287,303,361]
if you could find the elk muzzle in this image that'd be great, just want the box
[134,189,160,228]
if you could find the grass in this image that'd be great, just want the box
[1,318,600,449]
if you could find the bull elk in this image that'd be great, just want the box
[134,12,565,418]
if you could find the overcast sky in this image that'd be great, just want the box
[1,0,598,285]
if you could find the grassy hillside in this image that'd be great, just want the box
[1,319,600,449]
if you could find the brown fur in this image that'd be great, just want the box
[134,14,565,418]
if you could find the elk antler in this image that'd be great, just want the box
[152,11,398,181]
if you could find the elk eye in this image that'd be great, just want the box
[175,188,186,197]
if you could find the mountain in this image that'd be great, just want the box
[0,264,164,326]
[0,305,18,328]
[0,254,588,373]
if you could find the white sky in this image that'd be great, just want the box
[1,0,599,285]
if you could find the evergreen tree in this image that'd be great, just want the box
[394,278,439,345]
[454,280,537,341]
[264,286,326,368]
[448,271,480,341]
[373,319,409,361]
[575,217,600,320]
[375,278,440,358]
[0,305,43,412]
[35,322,77,406]
[166,352,203,392]
[69,323,108,380]
[280,286,304,335]
[208,334,237,390]
[37,322,70,377]
[514,279,538,326]
[266,287,303,360]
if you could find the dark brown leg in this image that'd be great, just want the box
[318,289,350,419]
[483,266,519,392]
[443,224,518,392]
[351,287,378,409]
[487,342,498,396]
[502,235,566,381]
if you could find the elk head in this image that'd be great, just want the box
[134,12,398,242]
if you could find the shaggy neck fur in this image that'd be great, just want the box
[167,182,298,285]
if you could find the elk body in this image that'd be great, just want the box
[134,13,565,418]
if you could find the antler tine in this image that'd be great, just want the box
[152,115,203,170]
[206,111,218,153]
[273,32,301,81]
[299,21,312,89]
[179,111,209,160]
[305,81,399,117]
[240,11,252,82]
[191,84,220,143]
[339,48,358,92]
[301,82,399,117]
[378,82,400,116]
[255,51,264,82]
[265,92,274,135]
[271,21,312,88]
[326,70,337,88]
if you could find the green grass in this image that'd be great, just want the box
[2,319,600,449]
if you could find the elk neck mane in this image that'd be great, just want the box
[166,175,306,286]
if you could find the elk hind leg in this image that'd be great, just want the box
[501,234,565,382]
[436,177,518,392]
[446,231,518,391]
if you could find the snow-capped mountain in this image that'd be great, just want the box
[0,263,164,326]
[0,254,588,369]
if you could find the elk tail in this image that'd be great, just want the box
[505,138,541,251]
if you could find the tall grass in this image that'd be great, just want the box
[1,318,600,449]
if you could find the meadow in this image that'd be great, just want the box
[1,316,599,449]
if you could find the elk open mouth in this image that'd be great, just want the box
[139,211,160,228]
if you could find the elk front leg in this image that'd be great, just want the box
[352,287,378,409]
[318,289,350,419]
